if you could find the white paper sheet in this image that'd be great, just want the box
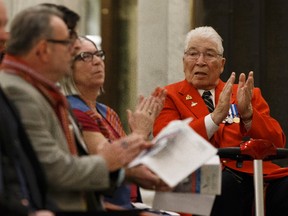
[153,192,216,216]
[128,118,217,187]
[173,155,221,195]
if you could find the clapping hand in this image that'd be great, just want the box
[127,87,167,137]
[211,72,235,125]
[237,71,254,121]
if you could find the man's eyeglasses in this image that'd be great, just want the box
[184,49,222,61]
[74,50,105,62]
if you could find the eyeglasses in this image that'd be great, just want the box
[184,49,222,61]
[74,50,105,62]
[46,39,73,46]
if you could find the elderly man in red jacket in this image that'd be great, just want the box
[153,26,288,216]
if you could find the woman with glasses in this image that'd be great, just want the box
[61,36,170,211]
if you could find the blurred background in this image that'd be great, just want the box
[4,0,288,206]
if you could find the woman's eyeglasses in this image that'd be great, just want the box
[74,50,105,62]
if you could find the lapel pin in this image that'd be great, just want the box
[191,102,198,107]
[186,95,192,100]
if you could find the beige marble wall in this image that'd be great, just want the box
[2,0,101,35]
[137,0,192,97]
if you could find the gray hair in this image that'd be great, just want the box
[60,74,79,96]
[184,26,224,55]
[6,5,63,55]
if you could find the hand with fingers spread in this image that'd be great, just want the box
[127,87,167,137]
[97,133,152,172]
[211,72,236,125]
[237,71,254,121]
[127,95,156,137]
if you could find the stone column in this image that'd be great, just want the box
[137,0,192,97]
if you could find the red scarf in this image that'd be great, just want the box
[1,54,77,155]
[84,109,126,141]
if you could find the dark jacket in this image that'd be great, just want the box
[0,88,55,215]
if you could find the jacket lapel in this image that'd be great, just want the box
[177,79,237,119]
[178,80,210,119]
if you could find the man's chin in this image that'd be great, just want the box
[190,81,215,90]
[188,79,206,88]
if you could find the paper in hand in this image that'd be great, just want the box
[128,118,217,187]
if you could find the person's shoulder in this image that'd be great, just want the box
[0,71,44,100]
[165,79,186,91]
[96,102,119,116]
[0,70,24,85]
[96,101,113,111]
[67,95,90,112]
[252,87,262,97]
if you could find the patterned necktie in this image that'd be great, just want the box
[202,91,214,113]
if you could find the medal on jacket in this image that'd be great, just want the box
[186,94,192,100]
[191,102,198,107]
[222,108,233,124]
[222,104,240,124]
[231,104,240,123]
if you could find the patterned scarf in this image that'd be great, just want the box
[1,54,77,155]
[85,106,126,141]
[67,95,126,140]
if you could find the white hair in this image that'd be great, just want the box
[184,26,224,55]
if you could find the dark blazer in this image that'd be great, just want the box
[0,87,53,215]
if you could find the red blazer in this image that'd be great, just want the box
[153,79,286,177]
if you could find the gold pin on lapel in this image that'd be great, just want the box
[186,95,192,100]
[191,102,198,107]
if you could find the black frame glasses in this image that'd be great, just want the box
[74,50,105,62]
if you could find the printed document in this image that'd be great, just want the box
[128,118,217,187]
